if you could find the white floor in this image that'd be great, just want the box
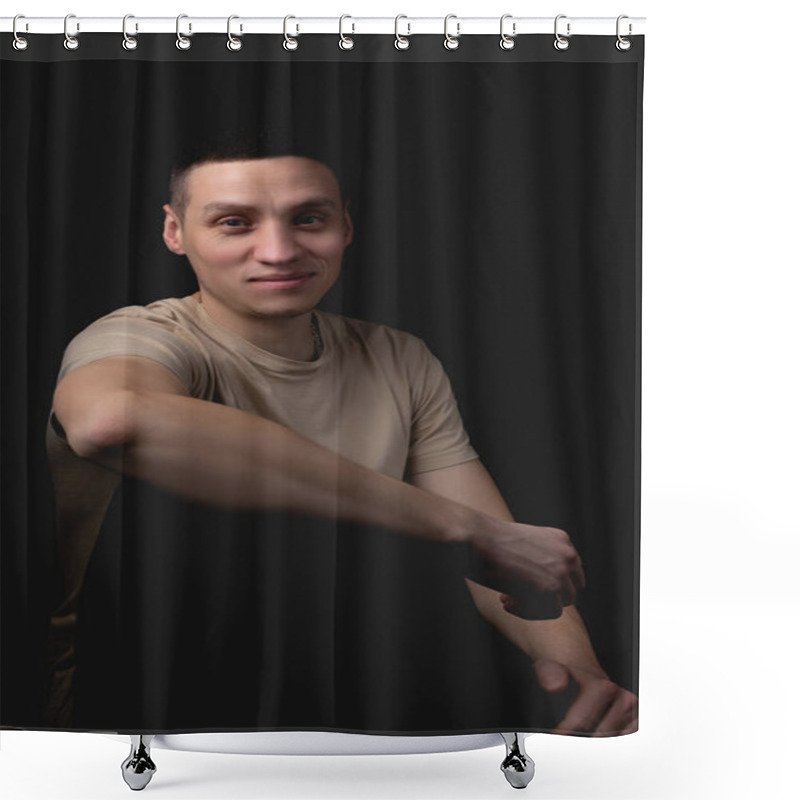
[2,596,796,800]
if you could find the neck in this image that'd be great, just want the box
[193,291,320,361]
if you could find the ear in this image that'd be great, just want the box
[342,200,354,247]
[162,204,186,255]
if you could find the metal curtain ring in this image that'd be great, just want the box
[63,13,79,51]
[227,15,242,51]
[12,14,29,51]
[176,14,192,50]
[499,13,516,50]
[616,15,632,51]
[283,15,299,51]
[339,14,355,50]
[394,15,410,51]
[122,14,138,50]
[553,14,570,51]
[444,14,460,50]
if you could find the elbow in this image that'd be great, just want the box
[58,389,140,460]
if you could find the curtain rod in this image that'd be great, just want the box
[1,16,646,37]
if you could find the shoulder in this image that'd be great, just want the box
[87,296,201,330]
[68,296,207,350]
[319,311,433,364]
[317,313,446,406]
[59,296,208,389]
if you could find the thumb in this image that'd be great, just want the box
[533,659,570,693]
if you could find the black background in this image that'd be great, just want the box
[1,35,642,731]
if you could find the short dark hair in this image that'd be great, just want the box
[168,131,348,222]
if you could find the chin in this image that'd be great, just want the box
[249,303,317,320]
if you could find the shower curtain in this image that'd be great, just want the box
[1,27,643,736]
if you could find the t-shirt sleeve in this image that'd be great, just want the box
[405,338,479,475]
[57,305,208,394]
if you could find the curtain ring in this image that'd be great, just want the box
[553,14,570,51]
[443,14,460,50]
[176,14,192,50]
[122,15,138,51]
[499,14,516,50]
[394,15,410,51]
[283,15,299,51]
[63,13,80,51]
[12,14,29,51]
[339,14,355,50]
[616,15,632,51]
[227,15,242,51]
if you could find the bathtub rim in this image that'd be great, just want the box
[103,730,524,756]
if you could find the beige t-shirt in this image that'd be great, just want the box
[56,295,478,478]
[44,296,478,726]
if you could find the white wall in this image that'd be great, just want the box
[2,2,797,799]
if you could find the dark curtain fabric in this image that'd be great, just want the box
[1,34,643,733]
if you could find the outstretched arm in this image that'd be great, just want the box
[412,459,638,736]
[53,355,583,599]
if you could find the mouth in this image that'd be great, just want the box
[247,272,316,290]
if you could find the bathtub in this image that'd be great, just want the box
[110,730,535,790]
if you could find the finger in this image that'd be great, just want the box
[593,691,638,737]
[552,678,618,734]
[571,559,586,593]
[542,567,575,609]
[533,659,570,693]
[558,580,576,608]
[558,535,584,594]
[560,557,585,604]
[551,571,575,607]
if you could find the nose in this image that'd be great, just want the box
[251,221,302,264]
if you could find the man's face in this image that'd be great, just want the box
[162,156,353,323]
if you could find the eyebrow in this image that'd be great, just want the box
[292,196,339,211]
[201,197,339,217]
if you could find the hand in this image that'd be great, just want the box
[469,518,585,611]
[534,658,638,736]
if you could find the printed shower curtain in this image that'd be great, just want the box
[1,28,643,735]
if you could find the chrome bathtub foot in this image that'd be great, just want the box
[500,732,535,789]
[121,735,157,791]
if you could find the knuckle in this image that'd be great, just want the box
[551,562,568,579]
[541,576,560,593]
[621,692,637,714]
[598,679,618,702]
[553,527,570,543]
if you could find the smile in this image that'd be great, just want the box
[247,273,316,289]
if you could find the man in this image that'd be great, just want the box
[46,147,636,734]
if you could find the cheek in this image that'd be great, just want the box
[192,241,244,270]
[315,235,348,261]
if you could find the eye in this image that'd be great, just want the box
[218,217,250,230]
[295,212,326,227]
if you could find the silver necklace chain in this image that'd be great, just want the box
[310,312,323,360]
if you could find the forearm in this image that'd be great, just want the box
[519,606,603,669]
[412,461,601,670]
[71,389,479,545]
[467,579,601,668]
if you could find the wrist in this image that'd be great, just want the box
[523,607,605,672]
[439,501,491,546]
[528,649,606,675]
